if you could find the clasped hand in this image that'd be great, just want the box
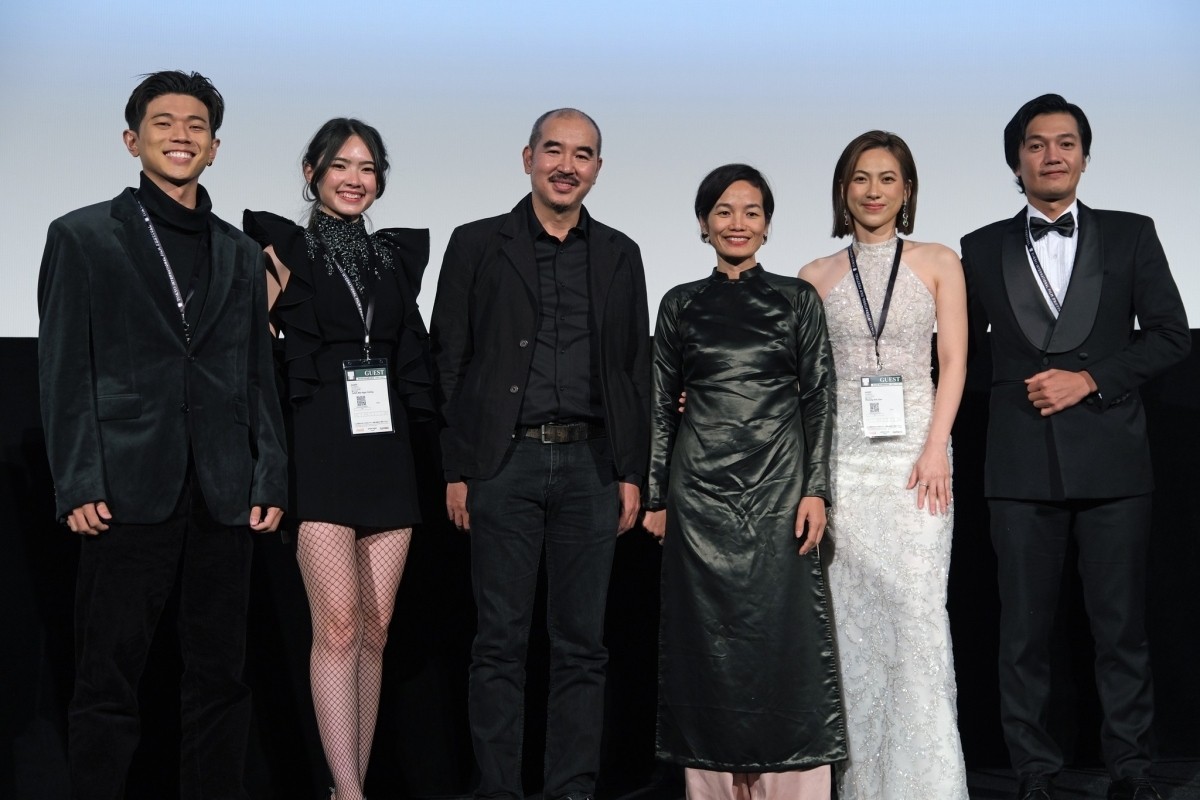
[1025,368,1095,416]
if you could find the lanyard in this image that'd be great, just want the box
[1023,223,1063,315]
[136,201,195,345]
[847,238,903,369]
[327,252,377,359]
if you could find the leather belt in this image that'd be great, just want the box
[514,422,606,444]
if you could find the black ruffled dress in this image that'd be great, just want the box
[244,210,433,529]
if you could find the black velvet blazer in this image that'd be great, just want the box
[38,187,287,525]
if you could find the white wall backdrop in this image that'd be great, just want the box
[2,0,1197,336]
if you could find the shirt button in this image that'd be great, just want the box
[519,339,529,348]
[509,385,519,394]
[1078,352,1089,360]
[1041,357,1050,366]
[180,403,189,413]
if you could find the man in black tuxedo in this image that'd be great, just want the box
[37,70,286,800]
[431,108,649,800]
[961,94,1189,800]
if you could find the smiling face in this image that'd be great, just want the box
[522,112,602,220]
[845,147,909,242]
[303,134,378,220]
[1015,112,1086,215]
[123,93,218,203]
[700,180,768,272]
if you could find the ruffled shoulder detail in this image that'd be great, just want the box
[243,210,323,405]
[374,227,436,420]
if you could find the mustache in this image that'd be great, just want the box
[549,172,579,186]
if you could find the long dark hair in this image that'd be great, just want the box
[302,118,389,224]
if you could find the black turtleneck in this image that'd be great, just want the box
[136,172,212,332]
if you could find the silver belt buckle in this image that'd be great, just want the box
[540,423,553,444]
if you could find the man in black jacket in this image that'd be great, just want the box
[431,108,650,800]
[38,70,286,800]
[961,94,1189,800]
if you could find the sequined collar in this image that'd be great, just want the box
[851,237,899,258]
[305,211,393,296]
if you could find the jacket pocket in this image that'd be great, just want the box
[96,393,141,421]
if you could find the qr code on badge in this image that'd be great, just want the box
[869,402,880,413]
[357,396,368,407]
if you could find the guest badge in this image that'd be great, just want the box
[859,374,906,438]
[342,358,393,435]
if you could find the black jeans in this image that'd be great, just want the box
[467,436,620,800]
[68,472,255,800]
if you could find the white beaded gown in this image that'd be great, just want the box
[822,238,969,799]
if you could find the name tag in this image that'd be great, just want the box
[342,358,394,436]
[859,374,906,438]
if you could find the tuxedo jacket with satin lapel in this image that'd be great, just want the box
[431,195,650,483]
[38,187,288,525]
[960,203,1189,500]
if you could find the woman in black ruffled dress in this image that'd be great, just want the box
[244,119,432,800]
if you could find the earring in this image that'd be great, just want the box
[901,201,909,229]
[207,160,214,167]
[842,209,850,229]
[761,234,768,245]
[700,232,709,243]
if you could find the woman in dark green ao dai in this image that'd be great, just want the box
[643,164,845,797]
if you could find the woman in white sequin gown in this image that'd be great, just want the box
[798,131,970,799]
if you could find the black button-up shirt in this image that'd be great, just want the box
[517,198,603,426]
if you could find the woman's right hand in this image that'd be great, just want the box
[643,509,666,541]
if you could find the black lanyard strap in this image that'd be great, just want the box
[1023,223,1063,315]
[847,238,903,368]
[135,200,195,345]
[327,252,377,359]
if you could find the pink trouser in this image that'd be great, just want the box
[684,766,831,800]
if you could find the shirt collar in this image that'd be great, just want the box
[522,193,590,241]
[137,171,212,232]
[1026,199,1079,227]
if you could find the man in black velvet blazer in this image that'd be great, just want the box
[960,94,1189,800]
[431,108,649,800]
[37,71,286,800]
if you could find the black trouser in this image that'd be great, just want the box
[466,436,620,800]
[990,495,1154,780]
[68,471,255,800]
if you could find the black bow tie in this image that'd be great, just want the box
[1029,212,1075,241]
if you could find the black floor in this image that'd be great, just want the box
[601,761,1200,800]
[962,761,1200,799]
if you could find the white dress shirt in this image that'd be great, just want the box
[1025,200,1079,318]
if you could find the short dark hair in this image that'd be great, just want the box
[1004,93,1092,193]
[831,130,918,237]
[302,118,390,220]
[694,163,775,230]
[528,108,603,156]
[124,70,224,133]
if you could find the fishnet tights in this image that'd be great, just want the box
[297,522,412,800]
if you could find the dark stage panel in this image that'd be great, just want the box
[3,334,1198,799]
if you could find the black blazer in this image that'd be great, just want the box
[960,203,1189,500]
[38,188,287,525]
[431,196,650,483]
